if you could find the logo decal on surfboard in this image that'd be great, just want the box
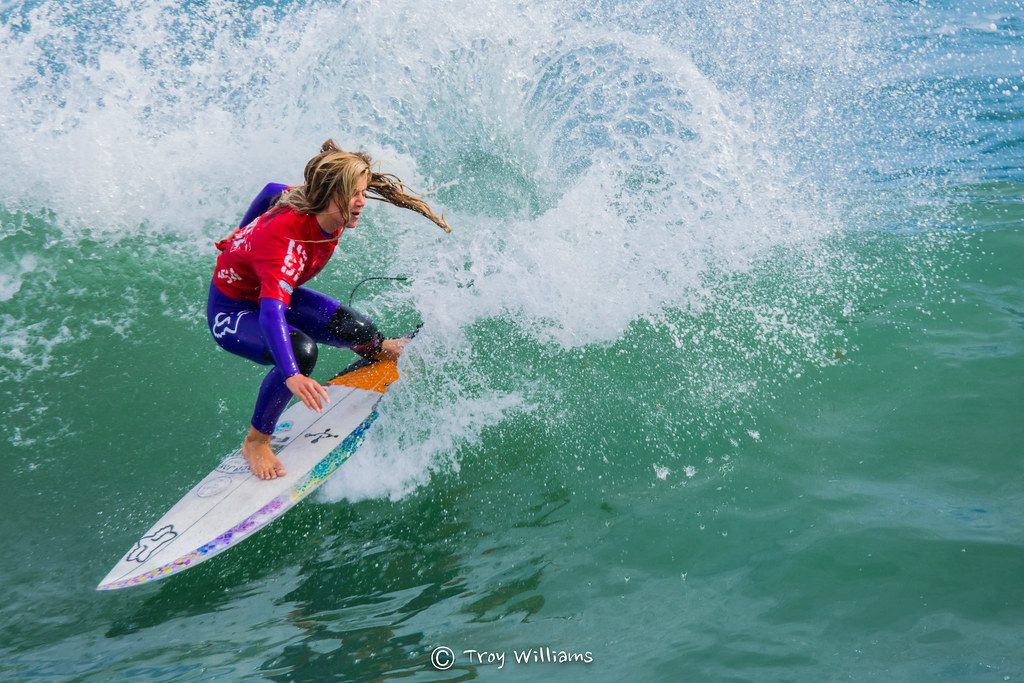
[126,525,178,563]
[304,427,341,445]
[271,421,294,447]
[196,476,232,498]
[215,455,252,474]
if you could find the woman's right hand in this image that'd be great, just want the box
[285,374,330,413]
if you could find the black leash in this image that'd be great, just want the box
[348,276,410,307]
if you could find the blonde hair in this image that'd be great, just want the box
[277,139,451,233]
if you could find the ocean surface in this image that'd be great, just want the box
[1,0,1022,680]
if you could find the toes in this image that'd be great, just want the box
[246,454,285,480]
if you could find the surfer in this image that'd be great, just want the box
[206,140,450,480]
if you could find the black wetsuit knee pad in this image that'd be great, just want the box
[326,305,379,347]
[265,329,318,375]
[290,329,318,375]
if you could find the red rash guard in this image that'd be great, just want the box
[213,207,339,306]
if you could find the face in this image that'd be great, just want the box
[345,176,369,228]
[319,175,369,234]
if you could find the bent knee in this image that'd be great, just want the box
[290,329,319,375]
[264,329,319,375]
[326,306,382,357]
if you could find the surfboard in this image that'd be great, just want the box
[97,356,402,591]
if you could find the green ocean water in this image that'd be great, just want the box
[2,0,1023,680]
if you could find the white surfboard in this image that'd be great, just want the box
[97,356,402,591]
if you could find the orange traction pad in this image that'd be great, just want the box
[327,359,399,393]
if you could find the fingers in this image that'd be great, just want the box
[286,374,330,413]
[300,381,326,412]
[311,381,330,410]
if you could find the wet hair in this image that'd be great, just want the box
[277,139,451,233]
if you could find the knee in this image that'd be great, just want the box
[326,306,382,356]
[289,329,319,375]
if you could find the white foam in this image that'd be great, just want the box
[1,0,876,498]
[0,254,37,302]
[319,344,531,502]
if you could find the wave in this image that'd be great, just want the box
[1,0,996,500]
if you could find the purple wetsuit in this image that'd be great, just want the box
[206,183,382,434]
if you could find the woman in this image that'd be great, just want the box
[207,139,450,480]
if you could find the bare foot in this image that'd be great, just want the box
[373,337,409,362]
[241,427,287,480]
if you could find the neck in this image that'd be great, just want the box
[314,211,343,238]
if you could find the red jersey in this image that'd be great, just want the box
[213,207,339,306]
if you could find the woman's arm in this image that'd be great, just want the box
[238,182,288,228]
[258,298,301,377]
[259,298,329,412]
